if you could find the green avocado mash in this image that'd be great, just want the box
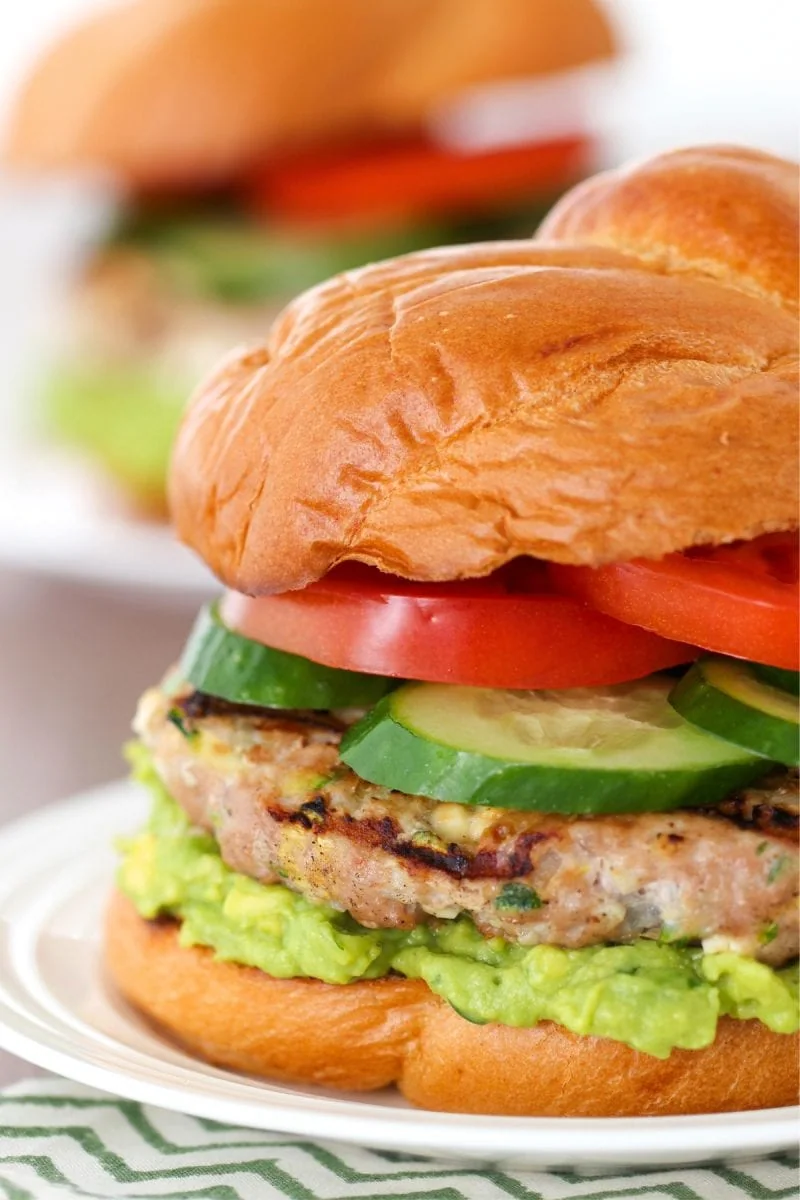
[120,745,799,1059]
[44,362,185,503]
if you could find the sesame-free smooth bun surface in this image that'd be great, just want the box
[106,893,800,1116]
[5,0,614,185]
[539,145,799,313]
[170,146,798,594]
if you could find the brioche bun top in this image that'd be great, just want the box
[169,145,798,595]
[4,0,614,187]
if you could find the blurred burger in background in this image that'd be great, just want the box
[4,0,616,514]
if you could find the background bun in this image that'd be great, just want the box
[106,893,800,1116]
[4,0,614,186]
[170,146,798,594]
[3,0,408,185]
[373,0,615,125]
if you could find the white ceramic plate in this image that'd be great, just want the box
[0,444,214,602]
[0,780,796,1171]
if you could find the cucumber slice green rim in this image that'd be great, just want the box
[669,658,800,767]
[752,664,800,697]
[339,678,767,814]
[180,603,395,711]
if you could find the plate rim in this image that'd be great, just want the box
[0,444,213,599]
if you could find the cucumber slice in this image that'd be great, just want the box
[180,604,394,710]
[340,679,766,813]
[752,664,800,697]
[669,658,799,767]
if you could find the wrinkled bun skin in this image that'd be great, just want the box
[4,0,613,186]
[106,894,800,1116]
[170,145,798,594]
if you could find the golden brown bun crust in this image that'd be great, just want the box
[106,894,799,1115]
[539,145,799,314]
[170,146,798,593]
[5,0,614,185]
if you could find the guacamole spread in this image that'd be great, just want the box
[119,746,799,1059]
[45,362,185,501]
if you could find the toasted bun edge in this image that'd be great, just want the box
[105,892,800,1116]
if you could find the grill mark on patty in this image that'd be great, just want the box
[472,831,552,878]
[177,690,349,731]
[391,839,472,877]
[704,769,799,840]
[721,800,798,837]
[270,797,551,879]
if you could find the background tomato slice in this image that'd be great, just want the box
[221,562,694,689]
[548,534,800,670]
[247,135,590,225]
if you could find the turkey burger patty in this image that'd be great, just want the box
[136,683,799,966]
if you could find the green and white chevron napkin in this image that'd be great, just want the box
[0,1080,797,1200]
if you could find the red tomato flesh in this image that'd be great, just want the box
[247,135,590,226]
[548,534,800,671]
[221,561,694,689]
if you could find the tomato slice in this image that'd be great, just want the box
[220,561,694,689]
[247,134,590,226]
[548,534,800,671]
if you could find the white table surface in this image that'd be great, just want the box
[0,570,195,1087]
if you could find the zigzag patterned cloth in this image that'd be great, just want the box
[0,1080,797,1200]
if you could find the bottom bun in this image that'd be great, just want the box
[105,892,799,1116]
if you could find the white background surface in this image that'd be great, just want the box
[0,0,798,1089]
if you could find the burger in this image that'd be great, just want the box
[4,0,615,515]
[106,144,799,1116]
